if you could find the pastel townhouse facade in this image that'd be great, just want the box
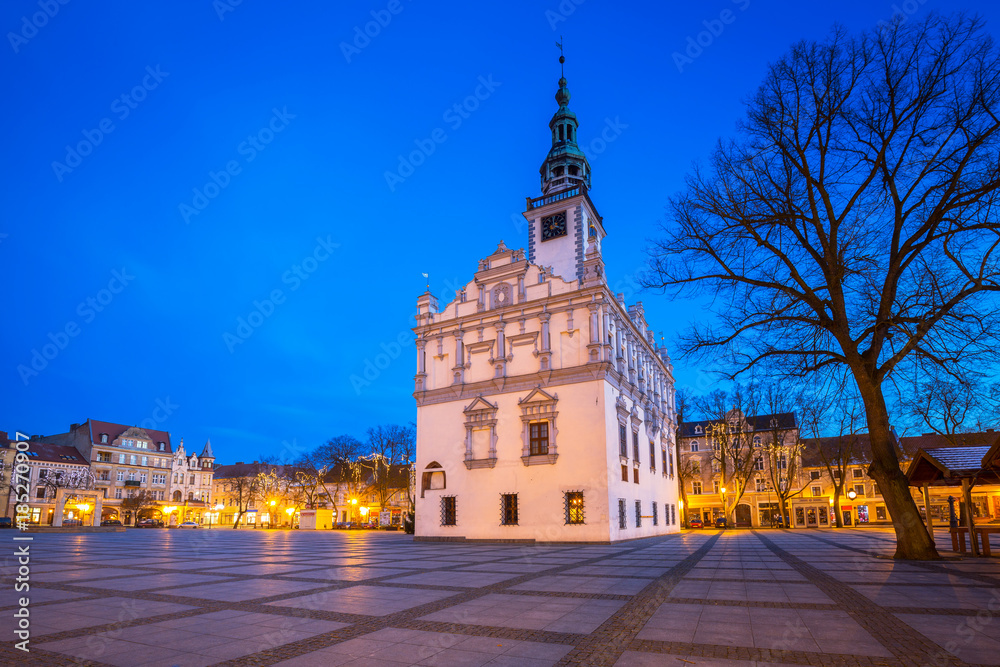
[412,65,680,543]
[43,420,174,524]
[168,438,216,524]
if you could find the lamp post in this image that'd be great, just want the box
[350,498,358,527]
[720,487,727,528]
[285,506,295,528]
[268,500,277,529]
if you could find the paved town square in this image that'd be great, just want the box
[2,528,998,666]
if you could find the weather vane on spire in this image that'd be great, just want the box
[556,36,565,78]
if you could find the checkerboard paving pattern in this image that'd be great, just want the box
[0,527,997,666]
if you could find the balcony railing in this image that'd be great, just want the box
[526,185,583,211]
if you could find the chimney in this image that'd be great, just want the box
[70,423,80,431]
[235,461,243,465]
[987,429,995,433]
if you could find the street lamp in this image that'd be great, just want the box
[285,506,295,528]
[75,502,91,526]
[847,489,857,500]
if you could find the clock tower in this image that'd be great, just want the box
[525,59,606,284]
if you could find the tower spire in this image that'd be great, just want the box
[538,41,591,196]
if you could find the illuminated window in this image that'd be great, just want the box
[565,492,584,524]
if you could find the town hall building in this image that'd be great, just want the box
[413,60,680,542]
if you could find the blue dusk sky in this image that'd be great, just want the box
[4,0,1000,463]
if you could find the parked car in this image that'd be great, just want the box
[100,519,122,527]
[0,517,13,529]
[715,517,729,529]
[688,516,704,529]
[63,519,83,526]
[177,521,199,529]
[136,519,164,528]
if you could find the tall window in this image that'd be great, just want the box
[565,492,584,525]
[854,484,866,497]
[635,500,642,528]
[441,497,457,526]
[669,449,674,476]
[633,432,640,462]
[812,486,822,497]
[619,425,628,457]
[618,498,627,529]
[621,464,628,482]
[670,504,676,525]
[713,480,720,494]
[652,501,659,526]
[529,423,549,456]
[500,494,518,525]
[117,471,124,482]
[662,448,668,473]
[115,488,122,499]
[690,441,699,452]
[754,457,764,471]
[633,467,639,484]
[692,481,702,495]
[650,442,656,470]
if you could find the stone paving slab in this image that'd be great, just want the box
[2,528,999,666]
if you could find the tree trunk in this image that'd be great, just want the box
[857,378,940,559]
[833,488,843,528]
[233,510,244,529]
[778,495,789,529]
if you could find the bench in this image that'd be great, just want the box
[976,527,1000,557]
[950,526,1000,556]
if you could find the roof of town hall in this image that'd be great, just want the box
[677,412,797,438]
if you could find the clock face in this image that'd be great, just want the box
[541,211,568,241]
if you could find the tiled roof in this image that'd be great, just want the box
[678,412,796,437]
[922,446,992,475]
[88,420,173,453]
[799,433,875,468]
[21,441,87,465]
[898,431,1000,457]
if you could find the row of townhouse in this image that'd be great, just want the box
[677,412,1000,529]
[4,419,215,526]
[211,460,413,529]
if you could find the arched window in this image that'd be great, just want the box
[553,165,564,177]
[690,440,699,452]
[558,125,565,141]
[100,433,108,443]
[568,165,579,176]
[566,125,572,141]
[172,490,182,502]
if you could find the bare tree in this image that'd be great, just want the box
[645,15,1000,558]
[224,466,265,529]
[365,424,416,512]
[901,372,1000,441]
[120,490,158,524]
[696,385,762,524]
[760,386,806,526]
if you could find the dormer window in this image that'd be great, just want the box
[100,433,108,443]
[694,425,702,434]
[158,442,165,451]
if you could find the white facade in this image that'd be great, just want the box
[169,438,215,505]
[412,70,679,543]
